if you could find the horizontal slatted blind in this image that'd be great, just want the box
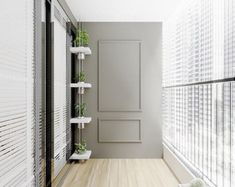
[0,0,35,186]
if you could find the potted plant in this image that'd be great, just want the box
[75,140,87,154]
[74,71,86,83]
[75,103,87,117]
[74,29,89,47]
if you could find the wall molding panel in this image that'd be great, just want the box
[98,40,142,112]
[98,118,142,143]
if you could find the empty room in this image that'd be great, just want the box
[0,0,234,187]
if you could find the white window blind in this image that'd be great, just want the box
[53,2,68,178]
[0,0,35,186]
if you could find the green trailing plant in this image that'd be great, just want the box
[74,29,89,47]
[74,71,86,82]
[80,103,87,116]
[75,140,87,154]
[75,103,87,117]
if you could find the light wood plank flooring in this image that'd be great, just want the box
[54,159,179,187]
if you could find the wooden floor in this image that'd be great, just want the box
[54,159,179,187]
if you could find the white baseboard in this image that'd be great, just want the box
[163,144,194,184]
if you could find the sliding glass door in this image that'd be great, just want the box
[50,0,72,180]
[52,5,68,179]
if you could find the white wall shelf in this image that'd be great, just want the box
[69,150,92,160]
[70,41,92,161]
[70,82,92,88]
[70,47,91,55]
[70,117,92,124]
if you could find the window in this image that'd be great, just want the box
[163,0,235,186]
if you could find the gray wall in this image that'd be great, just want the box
[77,22,162,158]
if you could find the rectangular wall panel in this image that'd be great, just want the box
[98,40,141,112]
[98,119,141,143]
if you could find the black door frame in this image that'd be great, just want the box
[46,0,52,186]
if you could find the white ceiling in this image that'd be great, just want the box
[65,0,185,22]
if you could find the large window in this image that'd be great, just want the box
[163,0,235,186]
